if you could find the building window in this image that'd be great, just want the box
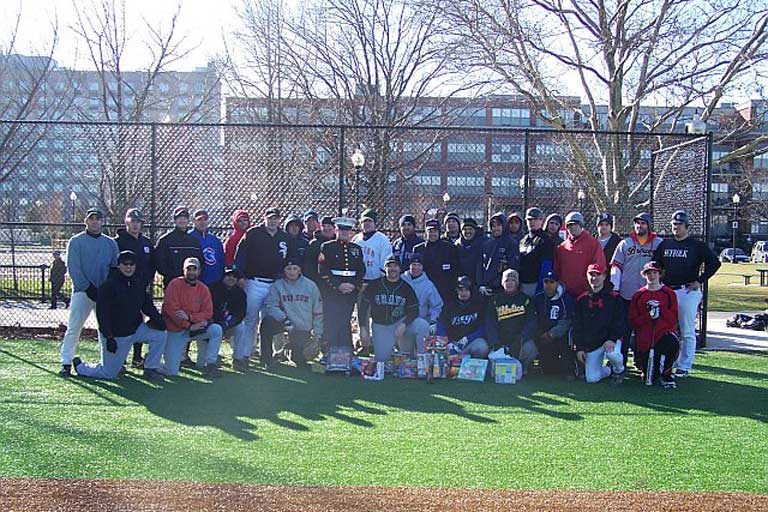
[491,143,523,163]
[492,107,530,127]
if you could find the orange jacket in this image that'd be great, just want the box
[162,277,213,332]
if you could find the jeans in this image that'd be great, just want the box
[60,291,95,365]
[164,324,223,376]
[75,323,167,380]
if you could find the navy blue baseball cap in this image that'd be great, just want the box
[542,270,559,282]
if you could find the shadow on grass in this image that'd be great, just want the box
[2,343,767,441]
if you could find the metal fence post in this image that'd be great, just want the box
[338,126,346,215]
[523,129,530,211]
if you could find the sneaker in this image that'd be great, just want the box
[131,356,145,369]
[674,369,690,378]
[59,364,72,377]
[203,365,221,378]
[180,357,196,368]
[610,370,625,386]
[143,369,164,382]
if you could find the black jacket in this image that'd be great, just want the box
[573,282,625,353]
[115,228,155,289]
[96,269,164,338]
[414,238,459,302]
[234,225,290,279]
[154,228,203,288]
[210,281,247,331]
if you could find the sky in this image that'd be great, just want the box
[1,0,240,71]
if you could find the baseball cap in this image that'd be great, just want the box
[125,208,144,222]
[399,214,416,226]
[641,261,663,274]
[173,207,190,219]
[320,215,335,226]
[596,212,613,227]
[193,209,209,220]
[671,210,689,224]
[502,268,519,282]
[444,212,460,224]
[587,263,605,275]
[183,257,200,269]
[360,208,378,223]
[425,219,440,230]
[461,217,479,229]
[565,212,584,226]
[384,254,400,266]
[542,270,559,282]
[526,207,544,219]
[303,209,319,221]
[456,275,473,290]
[84,207,104,220]
[117,250,136,265]
[633,212,652,227]
[264,207,281,218]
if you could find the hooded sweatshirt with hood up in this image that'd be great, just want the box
[477,212,520,291]
[224,210,249,267]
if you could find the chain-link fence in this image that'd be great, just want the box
[0,120,710,329]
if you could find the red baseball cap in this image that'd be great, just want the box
[587,263,605,275]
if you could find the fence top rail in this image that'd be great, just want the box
[0,118,704,139]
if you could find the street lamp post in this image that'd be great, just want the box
[69,191,77,222]
[732,192,741,257]
[351,149,365,216]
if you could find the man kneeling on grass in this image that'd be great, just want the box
[162,257,222,378]
[573,263,625,385]
[629,261,680,389]
[358,255,421,363]
[72,250,167,381]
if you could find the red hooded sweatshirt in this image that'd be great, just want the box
[554,229,606,298]
[224,210,250,267]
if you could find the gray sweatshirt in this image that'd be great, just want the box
[264,275,323,338]
[66,231,119,292]
[401,271,443,323]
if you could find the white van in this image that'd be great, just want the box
[752,241,768,263]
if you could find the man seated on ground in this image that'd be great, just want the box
[486,269,537,371]
[261,259,323,368]
[573,264,626,385]
[629,261,680,389]
[72,250,167,381]
[162,257,223,377]
[437,276,489,358]
[533,270,576,377]
[211,268,249,371]
[401,254,443,354]
[359,255,421,363]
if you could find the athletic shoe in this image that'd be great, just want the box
[610,370,625,386]
[58,364,72,377]
[142,369,164,382]
[72,357,82,374]
[131,356,145,369]
[674,369,690,378]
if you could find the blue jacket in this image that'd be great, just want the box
[189,229,224,286]
[477,212,520,290]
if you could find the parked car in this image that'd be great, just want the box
[751,241,768,263]
[720,248,750,263]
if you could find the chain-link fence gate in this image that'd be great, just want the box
[0,120,711,336]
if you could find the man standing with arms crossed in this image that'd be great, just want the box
[59,208,119,377]
[653,211,720,378]
[234,207,290,367]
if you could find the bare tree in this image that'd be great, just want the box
[69,0,222,219]
[426,0,768,214]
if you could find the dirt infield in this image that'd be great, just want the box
[2,478,767,511]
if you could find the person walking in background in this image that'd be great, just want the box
[59,208,119,377]
[49,250,68,310]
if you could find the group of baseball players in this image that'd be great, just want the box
[56,202,721,388]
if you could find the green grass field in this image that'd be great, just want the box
[707,263,768,312]
[0,338,766,493]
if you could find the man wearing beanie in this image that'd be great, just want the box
[485,269,537,370]
[59,208,119,377]
[392,214,424,267]
[71,250,167,381]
